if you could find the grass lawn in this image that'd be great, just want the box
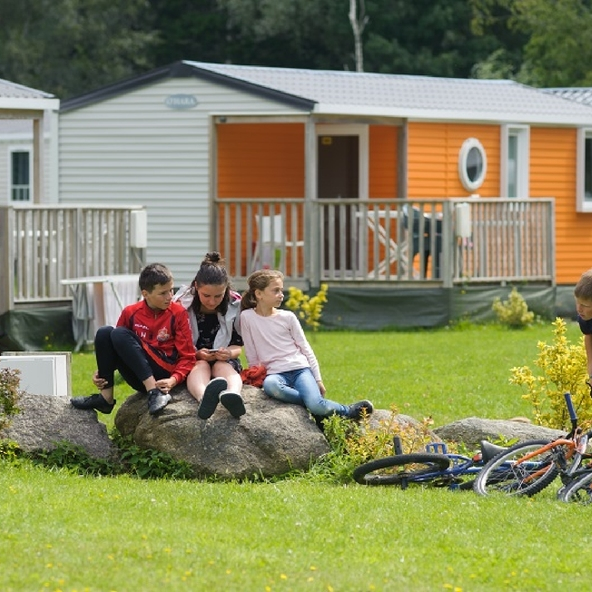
[2,321,590,591]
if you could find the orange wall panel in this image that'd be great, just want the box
[369,125,398,198]
[407,122,500,198]
[217,123,305,198]
[530,127,592,283]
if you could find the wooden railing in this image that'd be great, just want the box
[0,204,146,314]
[214,198,555,288]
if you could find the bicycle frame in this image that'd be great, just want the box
[510,394,591,484]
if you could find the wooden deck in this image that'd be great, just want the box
[215,198,555,289]
[0,198,555,317]
[0,204,146,314]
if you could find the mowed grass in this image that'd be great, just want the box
[3,321,591,591]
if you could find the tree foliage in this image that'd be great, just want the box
[0,0,158,99]
[1,0,592,98]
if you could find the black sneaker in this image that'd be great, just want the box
[147,388,171,415]
[197,377,227,419]
[346,400,374,420]
[220,391,246,418]
[71,393,116,414]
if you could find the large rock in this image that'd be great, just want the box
[3,393,115,459]
[115,385,331,480]
[434,417,564,447]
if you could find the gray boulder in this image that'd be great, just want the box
[115,385,331,480]
[434,417,565,448]
[3,392,115,459]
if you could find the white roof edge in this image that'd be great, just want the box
[313,103,592,126]
[0,98,60,111]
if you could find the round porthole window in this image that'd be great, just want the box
[458,138,487,192]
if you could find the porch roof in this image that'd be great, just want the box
[0,78,59,113]
[184,61,592,126]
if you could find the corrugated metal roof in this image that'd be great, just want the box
[184,61,592,125]
[0,78,59,112]
[544,87,592,106]
[0,78,55,99]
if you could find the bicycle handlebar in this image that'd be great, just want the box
[565,392,577,423]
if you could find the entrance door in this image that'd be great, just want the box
[317,134,359,270]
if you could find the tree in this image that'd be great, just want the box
[470,0,592,87]
[0,0,158,99]
[512,0,592,87]
[349,0,368,72]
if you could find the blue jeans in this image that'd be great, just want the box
[263,368,348,417]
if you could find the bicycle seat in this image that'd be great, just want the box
[480,440,507,463]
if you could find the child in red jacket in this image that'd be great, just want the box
[71,263,196,415]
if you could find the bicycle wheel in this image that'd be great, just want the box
[473,439,560,497]
[557,470,592,504]
[353,453,450,487]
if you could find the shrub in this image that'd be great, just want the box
[0,367,21,432]
[492,287,535,328]
[284,284,328,331]
[509,317,592,429]
[308,407,435,483]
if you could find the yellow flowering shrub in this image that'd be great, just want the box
[509,317,592,429]
[285,284,328,331]
[492,287,535,328]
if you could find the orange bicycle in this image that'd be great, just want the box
[474,392,592,497]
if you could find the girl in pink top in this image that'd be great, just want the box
[240,269,373,421]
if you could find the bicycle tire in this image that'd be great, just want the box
[473,439,559,497]
[353,453,451,486]
[557,470,592,504]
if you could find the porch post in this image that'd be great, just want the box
[32,117,43,203]
[305,118,319,288]
[0,207,14,314]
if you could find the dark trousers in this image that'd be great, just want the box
[95,326,169,393]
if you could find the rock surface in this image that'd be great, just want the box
[115,385,331,480]
[3,392,115,459]
[433,416,564,447]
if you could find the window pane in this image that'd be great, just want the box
[466,147,483,182]
[508,135,518,198]
[586,138,592,201]
[11,151,30,201]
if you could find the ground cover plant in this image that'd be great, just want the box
[2,321,591,591]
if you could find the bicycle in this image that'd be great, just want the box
[474,392,592,498]
[352,437,508,491]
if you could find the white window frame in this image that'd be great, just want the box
[9,146,32,202]
[458,137,487,193]
[577,128,592,213]
[500,124,529,198]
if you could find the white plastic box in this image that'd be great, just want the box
[0,352,71,397]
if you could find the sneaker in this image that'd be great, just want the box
[346,400,374,420]
[147,388,171,415]
[71,393,116,414]
[197,377,227,419]
[220,391,246,418]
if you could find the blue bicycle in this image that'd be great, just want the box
[353,437,507,491]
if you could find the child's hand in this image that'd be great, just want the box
[317,380,326,396]
[198,348,217,361]
[213,347,232,361]
[92,371,107,390]
[156,377,176,393]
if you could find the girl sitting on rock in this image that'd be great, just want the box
[174,252,245,419]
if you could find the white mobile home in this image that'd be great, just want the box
[0,79,59,204]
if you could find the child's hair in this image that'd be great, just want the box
[241,269,284,310]
[139,263,173,292]
[575,268,592,301]
[191,252,231,315]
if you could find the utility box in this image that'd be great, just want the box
[0,352,71,397]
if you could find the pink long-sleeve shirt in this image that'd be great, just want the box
[239,308,322,381]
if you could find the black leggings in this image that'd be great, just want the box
[95,326,170,393]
